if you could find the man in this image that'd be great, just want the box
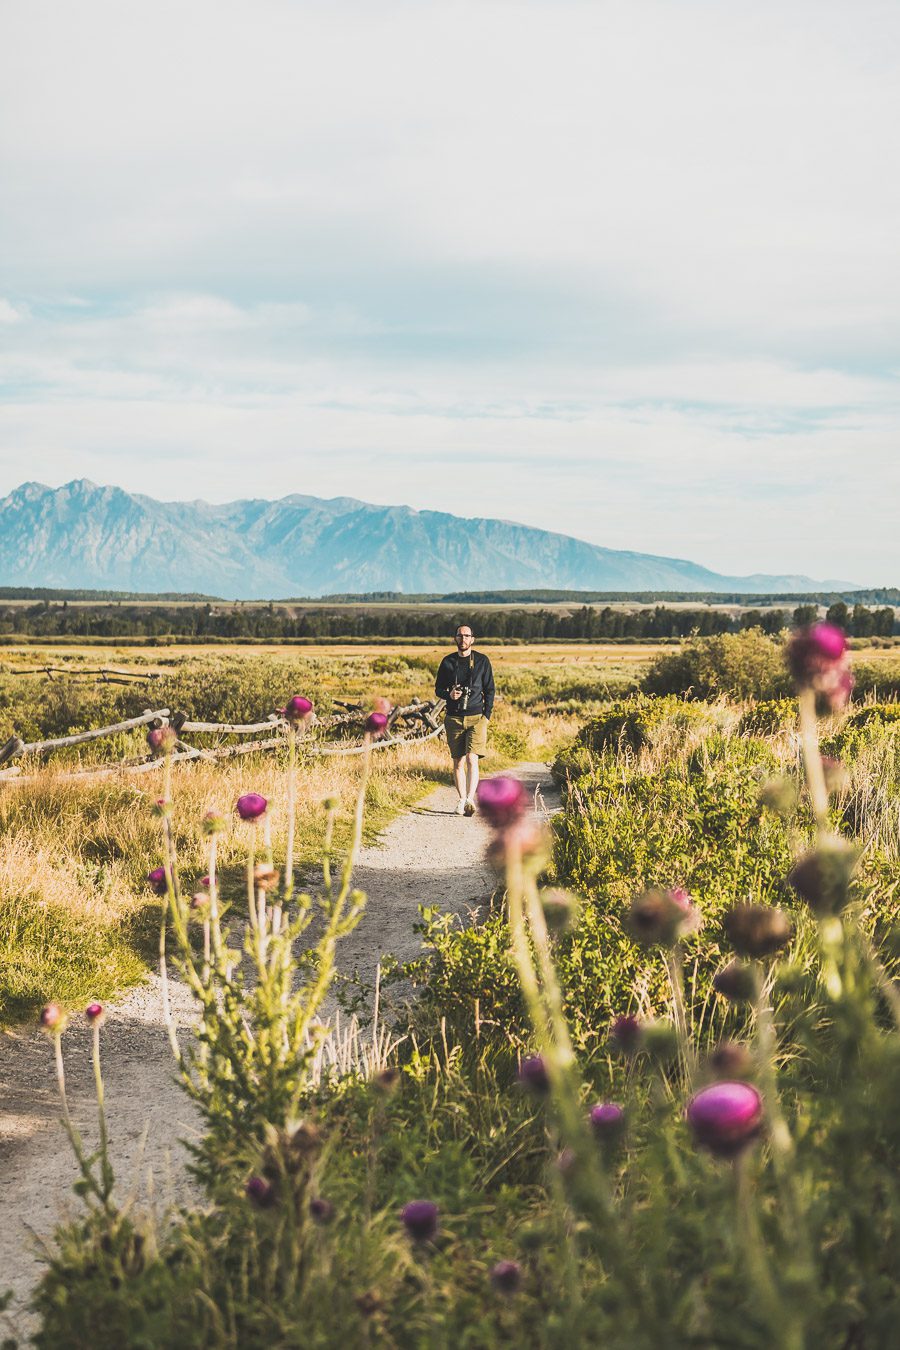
[435,624,495,816]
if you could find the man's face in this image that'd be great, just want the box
[456,627,474,652]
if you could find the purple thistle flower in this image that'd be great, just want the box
[282,695,314,723]
[490,1259,522,1293]
[517,1055,551,1094]
[365,710,389,738]
[85,1002,104,1023]
[235,793,268,822]
[245,1176,276,1208]
[400,1200,439,1241]
[147,866,168,896]
[589,1102,626,1142]
[687,1081,763,1158]
[147,725,177,756]
[786,624,853,709]
[476,776,528,829]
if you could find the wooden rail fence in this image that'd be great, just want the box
[0,698,446,782]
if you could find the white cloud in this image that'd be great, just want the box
[0,1,898,582]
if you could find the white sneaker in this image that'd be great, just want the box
[455,799,466,815]
[463,798,476,816]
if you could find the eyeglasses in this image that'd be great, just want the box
[456,632,473,640]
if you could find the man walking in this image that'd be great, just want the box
[435,624,496,816]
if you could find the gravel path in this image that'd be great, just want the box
[0,762,557,1341]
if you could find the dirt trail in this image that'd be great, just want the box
[0,762,557,1340]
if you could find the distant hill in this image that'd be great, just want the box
[0,479,861,599]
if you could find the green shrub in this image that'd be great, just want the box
[642,628,789,700]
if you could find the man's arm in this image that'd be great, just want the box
[481,655,495,719]
[434,655,455,701]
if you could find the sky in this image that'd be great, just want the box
[1,0,898,584]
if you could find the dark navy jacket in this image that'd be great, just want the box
[434,649,495,718]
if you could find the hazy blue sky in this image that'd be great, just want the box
[1,0,898,583]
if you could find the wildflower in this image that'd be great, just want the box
[201,812,226,837]
[786,623,853,710]
[723,904,793,958]
[281,695,314,723]
[687,1081,763,1158]
[85,1002,104,1024]
[190,892,210,912]
[490,1260,522,1293]
[540,887,580,934]
[39,1002,65,1033]
[517,1055,550,1094]
[365,711,389,739]
[235,793,268,822]
[713,961,757,1003]
[589,1102,626,1143]
[146,866,168,896]
[608,1014,643,1055]
[626,887,701,947]
[400,1200,439,1242]
[309,1197,335,1224]
[245,1176,276,1208]
[147,725,177,756]
[788,837,857,916]
[709,1041,754,1080]
[476,776,528,829]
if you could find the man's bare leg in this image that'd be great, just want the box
[453,756,467,809]
[464,752,480,814]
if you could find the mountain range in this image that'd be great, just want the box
[0,480,857,599]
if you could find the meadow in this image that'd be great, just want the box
[5,630,900,1347]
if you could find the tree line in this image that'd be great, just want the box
[0,601,895,641]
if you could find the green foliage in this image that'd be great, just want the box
[738,698,797,737]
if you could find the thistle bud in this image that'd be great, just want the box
[788,837,857,916]
[490,1260,522,1293]
[687,1081,763,1158]
[517,1055,550,1094]
[39,1002,65,1033]
[713,961,758,1003]
[147,725,177,757]
[642,1020,679,1064]
[708,1041,754,1080]
[146,866,168,896]
[723,904,793,959]
[245,1176,276,1208]
[485,820,550,872]
[85,1001,104,1024]
[540,888,580,934]
[400,1200,438,1242]
[235,793,268,822]
[626,887,701,947]
[190,892,210,913]
[608,1014,643,1055]
[373,1067,401,1096]
[476,776,529,829]
[253,863,280,891]
[322,795,340,811]
[309,1197,335,1224]
[201,811,226,837]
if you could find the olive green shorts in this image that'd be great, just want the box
[445,714,489,759]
